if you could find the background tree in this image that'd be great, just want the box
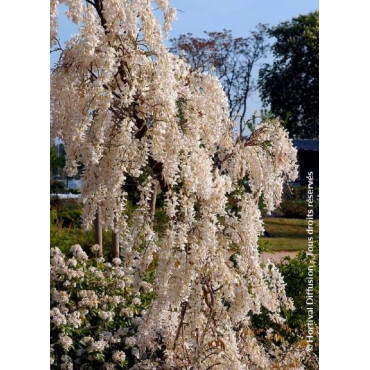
[171,26,268,137]
[258,11,319,139]
[50,145,65,177]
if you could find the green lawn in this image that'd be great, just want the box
[260,217,319,251]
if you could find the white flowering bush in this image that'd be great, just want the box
[50,1,309,368]
[50,245,153,369]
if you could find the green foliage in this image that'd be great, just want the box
[278,200,309,218]
[153,208,170,237]
[51,199,82,227]
[283,186,319,202]
[51,180,66,194]
[50,145,66,175]
[258,238,273,253]
[277,200,318,219]
[57,208,82,228]
[259,11,319,138]
[50,199,139,260]
[50,203,113,259]
[252,242,319,367]
[51,223,115,261]
[279,245,319,333]
[50,220,97,256]
[272,186,319,218]
[51,198,80,211]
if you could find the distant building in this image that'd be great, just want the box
[51,139,82,192]
[292,139,319,186]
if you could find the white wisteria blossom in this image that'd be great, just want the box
[51,1,302,368]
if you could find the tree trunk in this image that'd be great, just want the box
[94,204,103,257]
[112,219,120,259]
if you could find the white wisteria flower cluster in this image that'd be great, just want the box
[51,1,304,368]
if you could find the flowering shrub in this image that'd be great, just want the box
[252,246,320,369]
[50,245,153,369]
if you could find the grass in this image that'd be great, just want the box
[260,217,319,251]
[51,199,318,254]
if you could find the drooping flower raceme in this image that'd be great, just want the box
[51,1,301,368]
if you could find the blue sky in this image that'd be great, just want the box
[51,0,318,117]
[170,0,318,39]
